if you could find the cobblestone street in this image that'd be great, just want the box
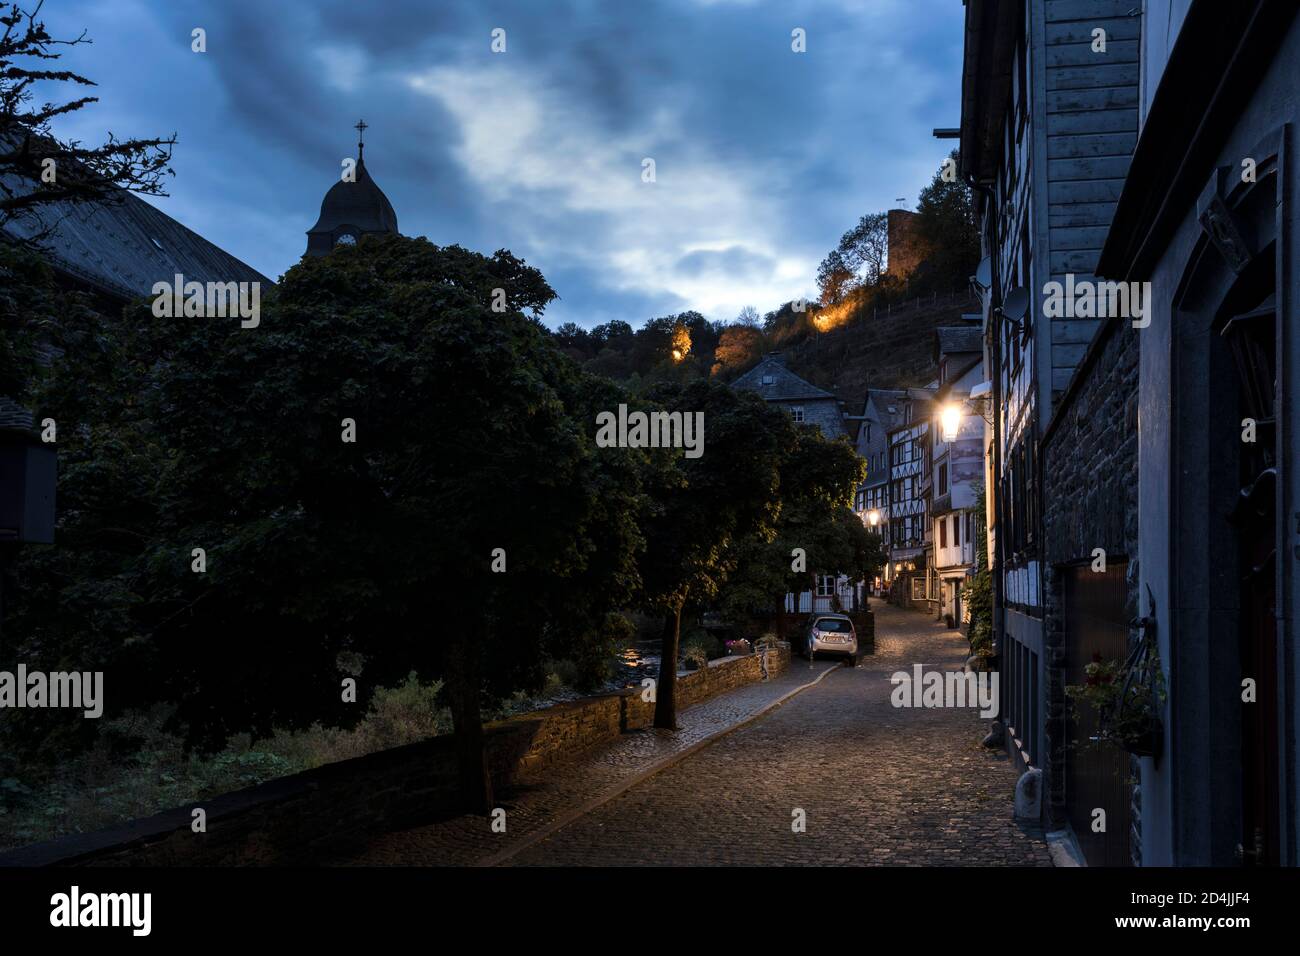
[343,604,1051,867]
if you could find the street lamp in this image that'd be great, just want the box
[867,508,881,528]
[940,403,962,443]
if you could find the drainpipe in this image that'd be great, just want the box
[967,174,1006,709]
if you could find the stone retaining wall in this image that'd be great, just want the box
[0,645,790,867]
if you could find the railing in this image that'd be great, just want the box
[871,289,977,321]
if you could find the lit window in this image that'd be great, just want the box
[791,406,804,423]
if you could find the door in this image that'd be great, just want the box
[1223,294,1280,866]
[1063,563,1133,866]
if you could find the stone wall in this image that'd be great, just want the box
[514,644,790,774]
[0,645,789,867]
[1040,318,1139,862]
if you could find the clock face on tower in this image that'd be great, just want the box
[337,232,357,245]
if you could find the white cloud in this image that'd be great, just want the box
[408,64,818,321]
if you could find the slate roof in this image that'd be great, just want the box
[864,387,908,428]
[731,357,838,402]
[2,178,269,437]
[2,185,271,302]
[934,325,983,361]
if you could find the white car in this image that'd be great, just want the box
[803,615,858,666]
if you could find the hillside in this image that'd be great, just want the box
[781,292,979,407]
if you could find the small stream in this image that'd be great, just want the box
[611,640,662,689]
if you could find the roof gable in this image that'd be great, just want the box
[731,357,836,402]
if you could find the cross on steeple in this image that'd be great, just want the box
[355,119,368,159]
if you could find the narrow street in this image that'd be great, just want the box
[504,603,1049,866]
[346,604,1051,867]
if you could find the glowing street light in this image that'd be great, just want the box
[940,403,962,443]
[867,508,881,528]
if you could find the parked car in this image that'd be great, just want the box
[802,614,858,666]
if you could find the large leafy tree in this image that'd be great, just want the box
[637,381,790,729]
[8,235,646,813]
[912,149,980,294]
[0,241,161,760]
[717,425,877,628]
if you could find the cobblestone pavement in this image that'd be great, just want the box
[340,605,1051,867]
[506,604,1051,866]
[335,656,839,866]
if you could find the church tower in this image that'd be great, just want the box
[304,120,399,257]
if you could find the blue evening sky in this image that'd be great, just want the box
[35,0,963,328]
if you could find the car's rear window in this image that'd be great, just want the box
[816,619,852,632]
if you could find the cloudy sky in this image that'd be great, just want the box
[35,0,963,328]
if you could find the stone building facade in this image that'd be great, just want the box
[957,0,1140,837]
[730,354,848,440]
[1039,316,1139,866]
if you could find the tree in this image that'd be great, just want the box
[589,320,634,352]
[0,1,176,241]
[837,212,890,288]
[713,324,763,376]
[0,241,161,760]
[718,425,871,629]
[816,249,854,305]
[637,381,790,728]
[912,149,980,294]
[7,235,646,815]
[736,305,760,328]
[552,321,593,359]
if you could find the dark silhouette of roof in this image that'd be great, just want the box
[731,356,837,402]
[2,176,268,437]
[305,156,398,256]
[2,186,271,302]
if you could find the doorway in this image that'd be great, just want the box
[1063,563,1134,866]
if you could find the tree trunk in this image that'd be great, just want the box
[447,630,493,814]
[653,603,683,730]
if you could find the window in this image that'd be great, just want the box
[939,519,947,548]
[938,462,949,495]
[761,374,775,385]
[790,406,805,423]
[816,575,835,596]
[954,514,961,546]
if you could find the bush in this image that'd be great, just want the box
[681,628,724,668]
